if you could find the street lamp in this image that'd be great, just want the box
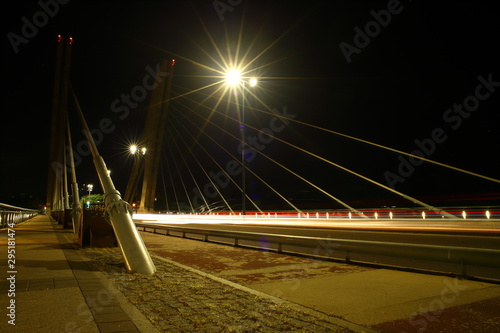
[86,184,93,207]
[225,69,241,86]
[129,144,146,156]
[224,70,258,215]
[126,144,147,206]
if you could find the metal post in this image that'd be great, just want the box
[59,173,65,222]
[47,36,64,210]
[72,87,156,275]
[63,136,70,210]
[241,82,246,215]
[61,37,72,211]
[138,59,175,212]
[66,119,81,233]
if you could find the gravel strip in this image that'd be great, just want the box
[80,248,356,332]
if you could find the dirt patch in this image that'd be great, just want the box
[151,249,231,272]
[230,270,309,284]
[328,265,365,273]
[373,296,500,333]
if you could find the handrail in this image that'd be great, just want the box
[135,222,500,277]
[0,210,38,228]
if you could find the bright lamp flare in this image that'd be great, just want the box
[129,144,138,154]
[225,69,241,86]
[249,77,258,87]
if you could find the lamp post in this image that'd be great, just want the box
[87,184,93,201]
[225,70,258,215]
[242,81,246,215]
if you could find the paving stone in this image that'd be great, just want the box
[85,296,120,312]
[98,320,139,333]
[92,305,124,315]
[94,312,131,323]
[28,285,52,291]
[54,278,79,288]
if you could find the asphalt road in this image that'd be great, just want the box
[174,223,500,249]
[135,217,500,281]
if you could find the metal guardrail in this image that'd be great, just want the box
[0,208,38,228]
[136,222,500,277]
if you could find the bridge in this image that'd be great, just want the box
[34,31,498,274]
[22,34,496,332]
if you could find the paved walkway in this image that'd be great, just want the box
[0,215,158,333]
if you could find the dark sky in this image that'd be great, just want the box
[2,0,499,210]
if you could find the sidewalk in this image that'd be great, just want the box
[0,215,158,333]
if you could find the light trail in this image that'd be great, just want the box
[133,212,500,234]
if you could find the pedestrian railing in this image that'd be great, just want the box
[0,203,38,228]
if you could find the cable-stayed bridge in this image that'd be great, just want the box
[44,36,499,275]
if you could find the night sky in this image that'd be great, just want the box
[2,0,499,210]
